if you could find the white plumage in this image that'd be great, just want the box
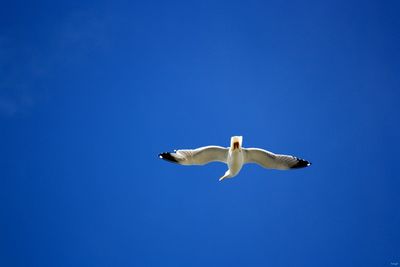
[159,136,311,181]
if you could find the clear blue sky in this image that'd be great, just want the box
[1,0,399,266]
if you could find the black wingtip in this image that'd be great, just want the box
[291,158,312,169]
[158,152,179,164]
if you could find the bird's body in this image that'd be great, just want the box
[159,136,311,181]
[220,136,244,180]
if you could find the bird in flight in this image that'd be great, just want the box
[159,136,311,181]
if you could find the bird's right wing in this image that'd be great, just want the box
[244,148,311,170]
[159,146,228,165]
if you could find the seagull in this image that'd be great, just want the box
[159,136,311,181]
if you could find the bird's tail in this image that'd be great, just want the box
[219,170,231,181]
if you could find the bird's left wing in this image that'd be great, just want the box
[159,146,228,165]
[244,148,311,170]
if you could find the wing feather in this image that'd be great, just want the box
[159,146,228,165]
[244,148,311,170]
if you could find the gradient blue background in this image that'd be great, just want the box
[1,0,399,266]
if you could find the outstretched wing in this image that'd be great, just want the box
[244,148,311,170]
[159,146,228,165]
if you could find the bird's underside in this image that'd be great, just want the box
[159,136,311,181]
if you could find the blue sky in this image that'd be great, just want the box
[1,0,399,266]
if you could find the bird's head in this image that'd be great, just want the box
[230,136,243,151]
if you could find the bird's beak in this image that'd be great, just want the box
[233,142,239,150]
